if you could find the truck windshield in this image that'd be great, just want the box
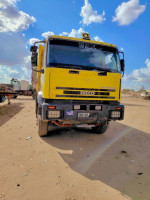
[47,39,121,72]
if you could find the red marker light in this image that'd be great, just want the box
[48,106,56,109]
[116,107,122,110]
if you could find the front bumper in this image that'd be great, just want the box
[39,102,124,124]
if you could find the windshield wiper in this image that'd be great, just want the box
[48,63,117,72]
[95,66,112,72]
[48,63,82,70]
[81,66,112,72]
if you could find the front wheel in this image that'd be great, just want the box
[92,123,108,134]
[32,90,36,100]
[38,115,48,137]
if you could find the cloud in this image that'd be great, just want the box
[24,56,30,64]
[123,58,150,89]
[0,73,11,83]
[112,0,146,25]
[0,33,29,65]
[59,32,68,36]
[0,0,36,32]
[0,64,32,83]
[80,0,106,26]
[42,31,54,38]
[145,58,150,68]
[28,38,40,45]
[30,28,86,48]
[93,36,103,42]
[60,28,86,38]
[41,28,103,42]
[24,56,31,70]
[0,0,17,8]
[7,68,19,75]
[0,0,35,83]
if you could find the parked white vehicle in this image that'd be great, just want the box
[11,78,33,98]
[20,80,29,91]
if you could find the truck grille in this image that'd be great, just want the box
[56,87,115,99]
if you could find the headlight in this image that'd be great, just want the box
[48,111,61,118]
[74,105,80,110]
[95,105,101,110]
[111,111,121,118]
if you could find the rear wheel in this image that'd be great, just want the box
[92,123,108,134]
[38,115,48,137]
[0,95,6,103]
[13,95,18,98]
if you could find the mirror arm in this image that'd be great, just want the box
[119,51,124,60]
[34,40,46,45]
[32,68,44,74]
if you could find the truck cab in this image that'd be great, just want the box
[30,33,125,136]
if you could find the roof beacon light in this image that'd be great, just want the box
[82,33,90,40]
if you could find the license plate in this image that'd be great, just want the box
[78,113,89,118]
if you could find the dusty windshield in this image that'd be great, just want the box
[47,39,121,72]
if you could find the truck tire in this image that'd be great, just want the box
[0,95,6,103]
[13,95,18,99]
[38,115,48,137]
[35,100,38,117]
[92,123,108,134]
[32,90,36,100]
[32,93,36,100]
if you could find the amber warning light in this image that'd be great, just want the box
[116,107,122,110]
[48,106,56,109]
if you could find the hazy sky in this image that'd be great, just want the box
[0,0,149,90]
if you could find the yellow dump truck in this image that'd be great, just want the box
[30,33,125,136]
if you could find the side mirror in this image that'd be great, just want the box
[30,45,37,52]
[31,52,38,67]
[30,45,38,67]
[120,59,125,73]
[119,51,125,76]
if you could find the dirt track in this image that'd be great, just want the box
[0,96,150,200]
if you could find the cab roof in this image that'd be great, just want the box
[47,35,118,49]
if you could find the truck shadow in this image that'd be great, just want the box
[42,122,150,200]
[0,103,23,127]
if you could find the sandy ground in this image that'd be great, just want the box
[0,96,150,200]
